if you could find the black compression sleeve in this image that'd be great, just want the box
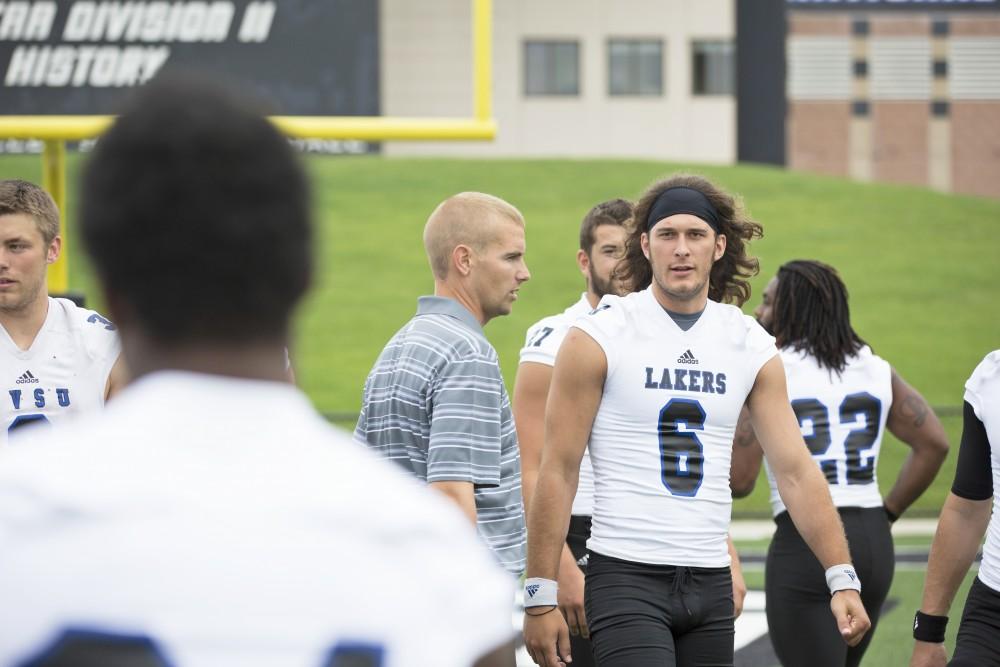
[951,401,993,501]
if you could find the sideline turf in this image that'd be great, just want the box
[736,533,977,667]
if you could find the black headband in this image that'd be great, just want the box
[645,187,722,233]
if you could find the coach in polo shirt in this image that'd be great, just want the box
[355,192,530,576]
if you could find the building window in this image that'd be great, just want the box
[788,37,852,100]
[608,39,663,96]
[692,40,734,95]
[870,38,931,101]
[524,40,580,96]
[949,38,1000,100]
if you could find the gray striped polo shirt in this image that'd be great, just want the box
[354,296,526,576]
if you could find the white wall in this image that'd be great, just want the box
[380,0,735,161]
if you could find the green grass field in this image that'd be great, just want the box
[4,152,996,516]
[2,152,996,666]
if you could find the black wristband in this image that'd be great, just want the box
[913,610,948,643]
[884,504,899,523]
[524,605,558,617]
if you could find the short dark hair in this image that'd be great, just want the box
[0,179,60,244]
[80,75,312,344]
[618,174,763,306]
[772,260,867,375]
[579,198,632,254]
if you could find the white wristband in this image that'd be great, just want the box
[825,564,862,595]
[524,577,558,607]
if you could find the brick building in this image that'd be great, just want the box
[382,0,1000,198]
[785,1,1000,198]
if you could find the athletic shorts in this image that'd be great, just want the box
[950,576,1000,667]
[765,506,894,667]
[566,515,595,667]
[567,515,592,571]
[585,551,734,667]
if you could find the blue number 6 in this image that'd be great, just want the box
[657,398,705,497]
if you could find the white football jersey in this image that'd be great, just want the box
[0,371,514,667]
[520,293,596,516]
[965,350,1000,593]
[764,346,892,517]
[0,297,120,445]
[574,289,777,567]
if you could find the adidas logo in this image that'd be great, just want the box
[677,350,699,365]
[845,569,857,582]
[15,370,39,385]
[526,584,540,598]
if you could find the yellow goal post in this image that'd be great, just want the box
[0,0,495,294]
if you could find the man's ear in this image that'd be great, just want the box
[46,235,62,265]
[714,233,727,261]
[452,244,474,277]
[576,248,590,278]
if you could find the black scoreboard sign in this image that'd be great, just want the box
[0,0,379,116]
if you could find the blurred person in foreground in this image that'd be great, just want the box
[0,179,125,443]
[522,175,870,667]
[0,76,515,667]
[731,259,948,667]
[910,349,1000,667]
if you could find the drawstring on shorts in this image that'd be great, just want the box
[670,566,695,618]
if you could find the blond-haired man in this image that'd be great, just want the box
[0,179,125,442]
[356,192,531,575]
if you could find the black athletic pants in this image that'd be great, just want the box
[950,576,1000,666]
[585,551,735,667]
[565,515,596,667]
[765,507,894,667]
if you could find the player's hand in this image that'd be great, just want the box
[524,607,572,666]
[909,640,948,667]
[558,563,588,638]
[732,566,747,618]
[830,589,871,646]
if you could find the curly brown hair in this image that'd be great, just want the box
[773,260,867,375]
[616,174,763,306]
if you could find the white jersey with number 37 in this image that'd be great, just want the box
[520,294,596,516]
[0,297,120,445]
[765,346,892,517]
[574,289,776,567]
